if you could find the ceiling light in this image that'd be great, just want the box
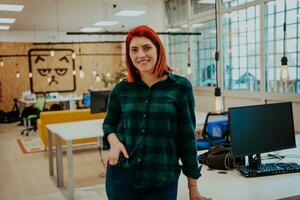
[0,4,24,12]
[0,18,16,23]
[115,10,145,16]
[192,23,204,28]
[166,28,180,32]
[93,21,119,26]
[0,25,10,30]
[50,49,55,56]
[96,74,100,82]
[72,51,76,59]
[181,24,188,28]
[181,23,204,28]
[80,27,102,32]
[16,70,20,78]
[198,0,214,4]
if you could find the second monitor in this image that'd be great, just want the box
[90,90,111,113]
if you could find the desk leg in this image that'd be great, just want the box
[55,136,64,188]
[67,141,75,200]
[47,129,54,176]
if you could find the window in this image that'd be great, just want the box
[191,0,215,16]
[164,0,300,95]
[223,0,254,9]
[191,20,216,87]
[265,0,300,94]
[166,27,189,77]
[222,5,260,91]
[165,0,188,25]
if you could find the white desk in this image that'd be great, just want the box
[46,113,206,200]
[178,135,300,200]
[47,119,104,200]
[19,95,82,110]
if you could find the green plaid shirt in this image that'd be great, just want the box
[102,72,201,188]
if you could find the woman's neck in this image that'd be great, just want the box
[140,73,166,87]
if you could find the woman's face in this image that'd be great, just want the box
[129,36,158,75]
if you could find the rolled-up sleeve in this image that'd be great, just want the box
[177,80,201,179]
[102,86,122,150]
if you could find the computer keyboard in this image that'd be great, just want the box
[238,162,300,177]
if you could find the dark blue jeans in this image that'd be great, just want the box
[106,165,178,200]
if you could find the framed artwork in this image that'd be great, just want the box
[28,48,76,93]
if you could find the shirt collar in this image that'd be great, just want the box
[167,72,176,82]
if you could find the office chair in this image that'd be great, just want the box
[196,111,229,150]
[20,95,46,136]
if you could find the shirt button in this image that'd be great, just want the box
[141,129,145,133]
[140,144,144,148]
[145,99,149,103]
[143,114,147,118]
[137,158,142,162]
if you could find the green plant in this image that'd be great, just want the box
[101,68,127,88]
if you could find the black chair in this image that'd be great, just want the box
[196,112,229,150]
[20,96,46,136]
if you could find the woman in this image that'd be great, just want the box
[102,25,211,200]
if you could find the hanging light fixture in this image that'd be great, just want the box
[96,73,100,82]
[50,49,55,57]
[213,0,223,113]
[28,72,32,78]
[47,74,51,83]
[16,70,20,78]
[93,62,99,76]
[79,65,85,78]
[280,0,289,81]
[0,57,3,67]
[92,68,97,76]
[16,63,20,78]
[72,50,76,59]
[72,48,76,75]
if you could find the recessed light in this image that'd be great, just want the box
[93,20,119,26]
[0,18,16,23]
[80,27,103,32]
[181,24,188,28]
[0,25,10,30]
[0,4,24,12]
[166,28,181,32]
[198,0,214,4]
[192,23,204,28]
[115,10,145,17]
[181,23,204,28]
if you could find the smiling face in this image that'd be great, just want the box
[129,36,158,76]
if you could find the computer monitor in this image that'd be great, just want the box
[229,102,295,166]
[90,90,111,113]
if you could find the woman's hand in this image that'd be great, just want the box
[107,141,129,165]
[188,186,212,200]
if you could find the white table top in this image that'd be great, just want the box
[19,95,82,104]
[178,135,300,200]
[46,96,82,103]
[46,119,104,141]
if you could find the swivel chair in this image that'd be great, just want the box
[196,112,229,150]
[20,96,45,136]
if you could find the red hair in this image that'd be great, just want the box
[125,25,171,82]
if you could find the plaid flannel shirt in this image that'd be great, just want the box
[102,72,201,188]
